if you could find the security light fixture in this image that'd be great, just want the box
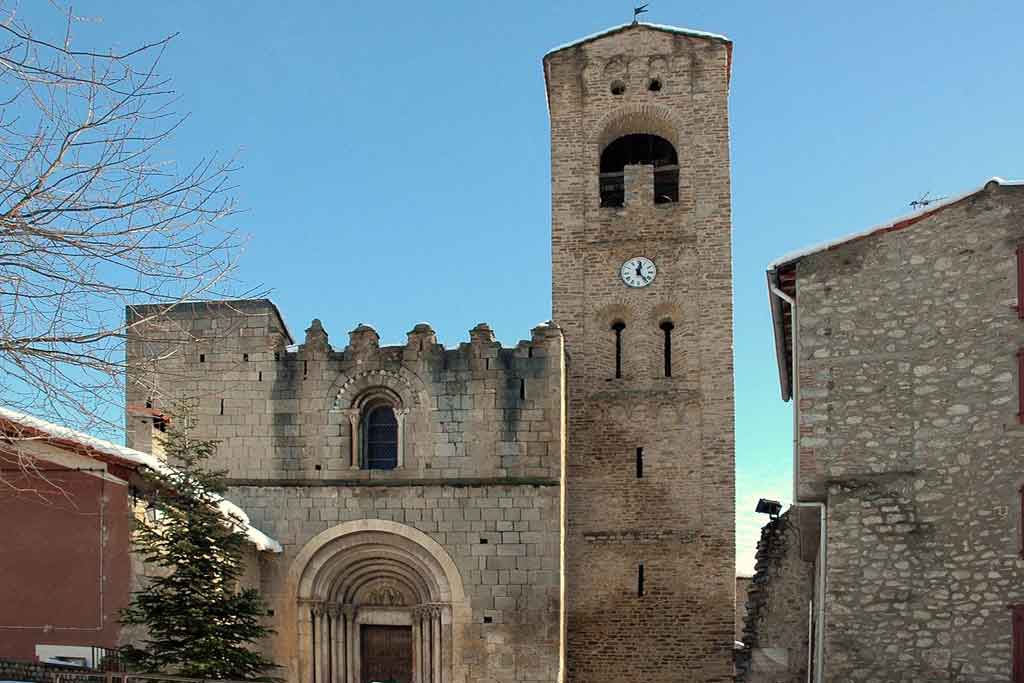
[755,498,782,520]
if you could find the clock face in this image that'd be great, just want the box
[620,256,657,288]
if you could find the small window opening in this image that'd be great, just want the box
[648,78,662,92]
[519,378,526,400]
[636,447,643,478]
[303,360,308,378]
[219,398,224,416]
[267,609,275,617]
[486,358,490,370]
[274,351,281,361]
[612,321,626,379]
[258,371,263,382]
[660,320,674,377]
[528,346,533,358]
[199,353,205,363]
[600,134,679,207]
[363,404,398,470]
[242,353,249,362]
[145,398,152,409]
[483,616,493,624]
[637,563,645,597]
[153,415,167,433]
[480,538,489,544]
[314,464,322,471]
[610,80,626,95]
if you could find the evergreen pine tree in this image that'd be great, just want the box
[121,406,277,679]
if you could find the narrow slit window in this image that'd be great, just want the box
[1014,604,1024,682]
[199,353,205,363]
[637,563,645,597]
[1018,350,1024,424]
[219,398,224,416]
[242,353,249,362]
[1019,485,1024,558]
[519,378,526,400]
[1018,245,1024,319]
[612,321,626,379]
[636,447,643,478]
[660,320,674,377]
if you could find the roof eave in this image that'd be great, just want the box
[767,268,793,401]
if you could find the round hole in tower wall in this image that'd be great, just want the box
[648,78,663,92]
[610,80,626,95]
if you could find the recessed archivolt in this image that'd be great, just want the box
[289,520,466,607]
[331,366,428,410]
[593,102,685,152]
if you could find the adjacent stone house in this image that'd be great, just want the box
[124,20,738,683]
[765,178,1024,680]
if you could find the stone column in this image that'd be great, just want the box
[395,408,410,468]
[309,602,325,683]
[344,606,355,683]
[412,609,422,683]
[298,601,315,683]
[352,609,361,683]
[419,607,431,683]
[327,605,340,683]
[343,409,360,468]
[431,606,441,683]
[316,603,330,683]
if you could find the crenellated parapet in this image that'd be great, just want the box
[125,300,564,483]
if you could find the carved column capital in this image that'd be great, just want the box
[310,601,327,617]
[326,603,341,618]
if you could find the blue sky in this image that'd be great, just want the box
[36,1,1024,573]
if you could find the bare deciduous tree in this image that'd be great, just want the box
[0,4,256,487]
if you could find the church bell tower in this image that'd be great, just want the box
[544,23,735,682]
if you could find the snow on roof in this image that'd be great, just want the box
[0,406,282,553]
[767,177,1024,271]
[546,22,730,56]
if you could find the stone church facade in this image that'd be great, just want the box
[126,22,736,683]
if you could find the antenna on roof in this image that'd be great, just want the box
[632,3,649,24]
[909,192,946,210]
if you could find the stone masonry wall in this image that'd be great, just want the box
[739,510,811,683]
[125,300,565,683]
[547,24,735,682]
[793,182,1024,680]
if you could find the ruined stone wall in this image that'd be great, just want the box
[739,511,811,683]
[125,300,565,683]
[547,24,735,682]
[793,182,1024,680]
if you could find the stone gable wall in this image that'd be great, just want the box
[793,183,1024,680]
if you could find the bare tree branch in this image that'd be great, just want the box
[0,3,263,491]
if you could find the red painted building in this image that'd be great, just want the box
[0,407,280,664]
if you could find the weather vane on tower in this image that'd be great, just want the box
[632,3,649,24]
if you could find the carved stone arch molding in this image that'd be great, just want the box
[329,368,430,470]
[284,520,470,683]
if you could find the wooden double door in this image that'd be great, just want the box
[361,625,412,683]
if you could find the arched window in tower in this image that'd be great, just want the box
[363,404,399,470]
[660,320,675,377]
[599,134,679,207]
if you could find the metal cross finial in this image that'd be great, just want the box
[633,3,649,24]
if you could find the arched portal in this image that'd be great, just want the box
[286,520,469,683]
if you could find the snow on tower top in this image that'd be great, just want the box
[544,21,731,58]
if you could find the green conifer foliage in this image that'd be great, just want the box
[120,407,277,680]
